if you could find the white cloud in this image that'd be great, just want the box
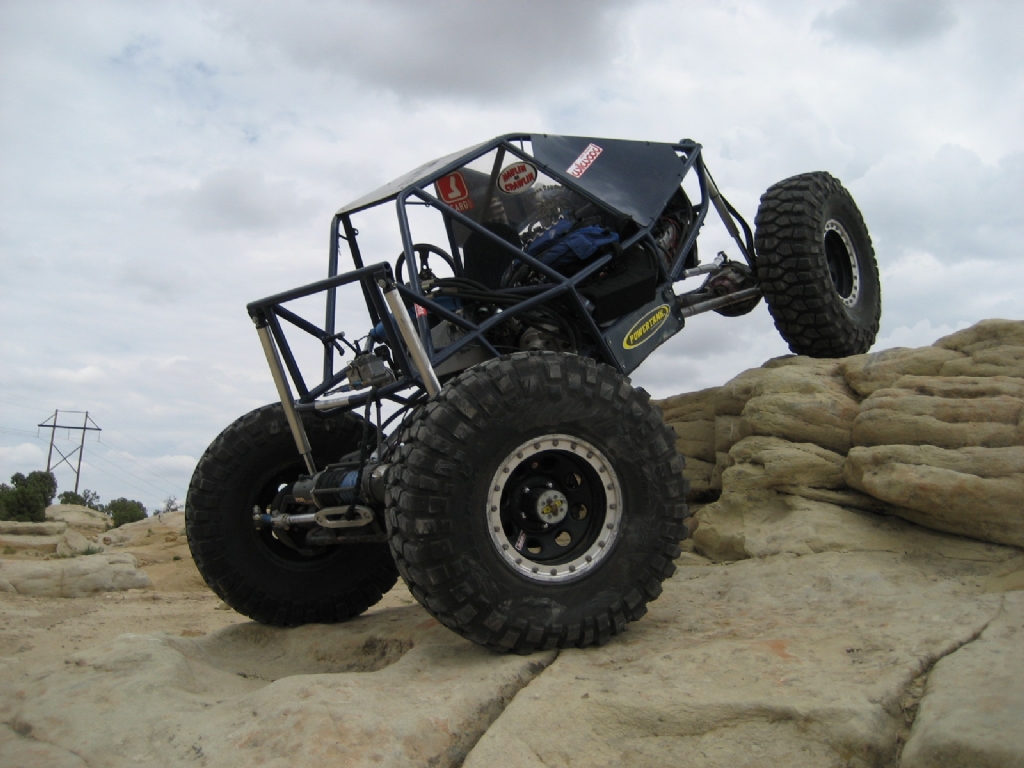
[0,443,47,477]
[0,0,1022,510]
[222,0,639,99]
[813,0,956,49]
[165,168,317,232]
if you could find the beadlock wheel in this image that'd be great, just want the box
[385,352,690,653]
[487,434,623,584]
[824,218,860,308]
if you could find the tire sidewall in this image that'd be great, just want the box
[390,353,684,642]
[187,405,396,617]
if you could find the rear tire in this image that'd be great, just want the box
[754,172,881,357]
[185,404,398,626]
[385,353,689,653]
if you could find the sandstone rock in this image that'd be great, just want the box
[692,487,1022,564]
[0,553,151,597]
[933,319,1024,378]
[714,413,744,453]
[744,366,860,447]
[714,366,768,416]
[45,504,109,534]
[0,607,554,768]
[669,420,716,463]
[940,345,1024,378]
[725,436,846,492]
[840,346,965,397]
[658,388,717,463]
[682,457,715,497]
[657,387,716,423]
[934,318,1024,354]
[845,445,1024,548]
[901,591,1024,768]
[55,528,97,558]
[0,725,86,768]
[463,552,1003,768]
[891,373,1024,399]
[853,382,1022,449]
[0,521,67,537]
[0,534,60,554]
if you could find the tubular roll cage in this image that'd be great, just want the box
[246,134,757,455]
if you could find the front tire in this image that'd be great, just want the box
[385,353,689,653]
[754,172,881,357]
[185,403,398,626]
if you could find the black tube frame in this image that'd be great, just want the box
[247,134,747,417]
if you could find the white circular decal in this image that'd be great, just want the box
[498,161,538,195]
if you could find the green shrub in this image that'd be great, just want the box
[0,471,57,523]
[107,498,147,528]
[58,490,86,506]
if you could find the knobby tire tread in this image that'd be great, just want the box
[186,403,398,626]
[385,353,689,654]
[754,171,880,357]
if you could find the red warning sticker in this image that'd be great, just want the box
[566,143,603,178]
[435,171,474,212]
[414,303,429,318]
[498,161,538,194]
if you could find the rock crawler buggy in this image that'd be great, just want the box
[186,134,880,653]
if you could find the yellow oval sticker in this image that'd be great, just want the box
[623,305,671,350]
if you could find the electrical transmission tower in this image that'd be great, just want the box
[38,410,101,494]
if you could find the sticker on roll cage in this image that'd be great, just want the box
[498,161,538,194]
[435,171,474,212]
[566,143,603,178]
[622,304,671,349]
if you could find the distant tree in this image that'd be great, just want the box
[58,488,103,510]
[160,495,181,514]
[0,471,57,523]
[107,497,147,528]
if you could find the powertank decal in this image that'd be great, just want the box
[622,305,671,350]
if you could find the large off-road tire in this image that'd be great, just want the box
[385,352,689,653]
[754,172,881,357]
[186,404,398,626]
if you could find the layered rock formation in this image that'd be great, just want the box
[0,320,1021,767]
[658,319,1024,557]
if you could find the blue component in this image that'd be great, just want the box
[527,221,619,271]
[369,322,387,343]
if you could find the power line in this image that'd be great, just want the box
[84,446,182,499]
[78,458,172,503]
[39,410,101,494]
[2,416,187,504]
[0,425,43,439]
[98,438,189,491]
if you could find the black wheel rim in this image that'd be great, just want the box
[487,434,622,583]
[246,463,333,564]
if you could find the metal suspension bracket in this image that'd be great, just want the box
[255,319,317,475]
[379,277,441,397]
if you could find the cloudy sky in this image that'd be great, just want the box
[1,0,1022,511]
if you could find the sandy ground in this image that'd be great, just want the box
[0,511,420,679]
